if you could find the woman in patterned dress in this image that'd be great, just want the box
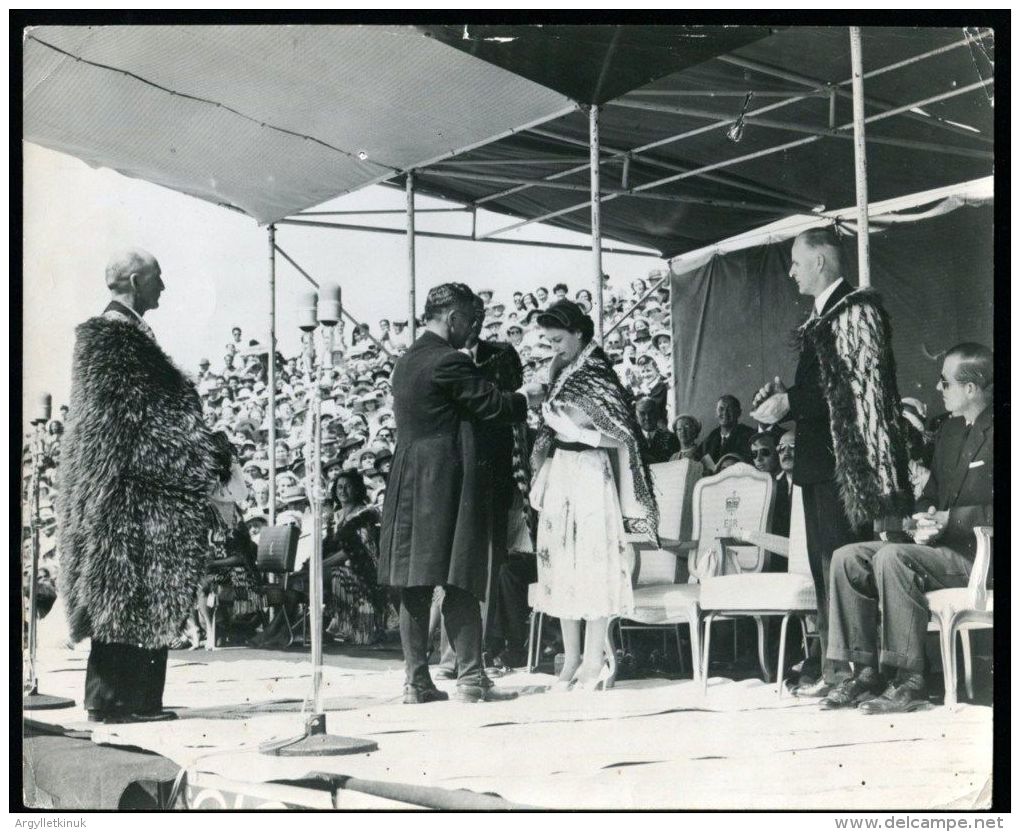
[529,300,658,691]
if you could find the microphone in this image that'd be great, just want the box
[32,393,52,426]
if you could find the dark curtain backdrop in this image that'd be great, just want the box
[670,204,994,432]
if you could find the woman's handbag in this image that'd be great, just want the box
[256,524,300,573]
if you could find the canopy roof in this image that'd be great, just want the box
[403,26,994,258]
[23,24,994,258]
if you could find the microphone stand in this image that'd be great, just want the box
[24,421,74,710]
[261,292,377,757]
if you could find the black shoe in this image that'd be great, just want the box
[859,673,931,715]
[820,669,885,710]
[402,684,450,704]
[87,710,132,724]
[128,710,179,722]
[454,683,519,703]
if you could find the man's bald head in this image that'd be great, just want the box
[105,248,164,314]
[106,249,158,292]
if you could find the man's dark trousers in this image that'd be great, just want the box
[401,585,483,687]
[802,480,861,684]
[827,541,972,671]
[84,641,169,715]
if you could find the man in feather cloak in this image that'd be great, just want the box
[752,228,912,697]
[57,249,216,723]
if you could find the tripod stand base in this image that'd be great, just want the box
[259,713,378,757]
[24,690,75,710]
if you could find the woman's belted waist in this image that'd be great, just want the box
[550,439,595,454]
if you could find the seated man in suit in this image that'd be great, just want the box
[636,396,680,463]
[699,394,756,466]
[772,427,796,539]
[821,343,994,713]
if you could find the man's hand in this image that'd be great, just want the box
[520,382,547,408]
[750,391,790,425]
[752,376,788,410]
[910,507,948,545]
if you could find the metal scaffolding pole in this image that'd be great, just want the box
[850,27,872,289]
[589,105,604,342]
[267,224,277,524]
[407,172,417,341]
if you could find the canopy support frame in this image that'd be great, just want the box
[850,27,872,288]
[479,77,991,240]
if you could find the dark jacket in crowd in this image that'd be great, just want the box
[699,422,756,466]
[378,330,527,600]
[643,428,681,465]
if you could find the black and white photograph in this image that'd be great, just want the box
[16,16,1005,817]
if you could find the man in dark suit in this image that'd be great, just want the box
[772,427,797,539]
[636,396,681,463]
[435,295,526,677]
[699,394,756,466]
[821,343,993,713]
[751,228,862,695]
[379,283,544,704]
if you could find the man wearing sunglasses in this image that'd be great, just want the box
[822,343,993,714]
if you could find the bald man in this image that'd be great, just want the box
[58,249,215,723]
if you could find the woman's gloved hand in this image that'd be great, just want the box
[542,403,600,447]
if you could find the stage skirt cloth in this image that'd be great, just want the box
[529,447,634,621]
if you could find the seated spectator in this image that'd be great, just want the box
[651,330,672,361]
[772,427,796,538]
[636,397,680,463]
[520,292,540,313]
[750,431,780,477]
[505,323,524,348]
[575,288,593,308]
[512,291,525,311]
[390,319,411,350]
[821,343,993,714]
[629,277,648,300]
[552,282,569,300]
[636,354,669,422]
[632,317,653,351]
[699,394,755,466]
[535,286,549,306]
[669,414,703,462]
[322,469,388,645]
[478,288,494,305]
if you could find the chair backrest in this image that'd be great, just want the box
[690,462,774,576]
[648,458,703,543]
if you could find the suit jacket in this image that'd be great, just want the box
[699,422,756,465]
[771,471,793,538]
[642,428,681,464]
[378,330,527,600]
[918,404,993,560]
[786,280,854,486]
[472,339,524,512]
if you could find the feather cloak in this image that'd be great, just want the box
[57,315,216,648]
[799,287,913,526]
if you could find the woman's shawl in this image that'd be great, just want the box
[532,345,659,544]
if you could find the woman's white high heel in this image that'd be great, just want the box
[572,662,613,692]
